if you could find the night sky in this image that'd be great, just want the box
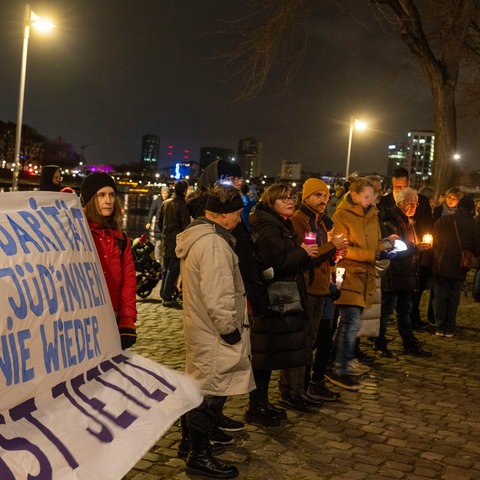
[1,0,478,176]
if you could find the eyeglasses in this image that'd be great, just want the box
[278,195,294,203]
[96,192,116,200]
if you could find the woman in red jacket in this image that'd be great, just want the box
[80,171,137,349]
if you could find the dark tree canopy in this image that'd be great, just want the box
[225,0,480,193]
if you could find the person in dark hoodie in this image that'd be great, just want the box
[39,165,62,191]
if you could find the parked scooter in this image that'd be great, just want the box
[131,234,162,298]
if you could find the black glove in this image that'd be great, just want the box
[220,329,241,345]
[119,327,137,349]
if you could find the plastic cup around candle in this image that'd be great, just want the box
[305,232,317,245]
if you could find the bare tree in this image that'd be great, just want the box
[225,0,480,193]
[372,0,479,193]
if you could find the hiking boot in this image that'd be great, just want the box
[325,372,361,391]
[217,416,244,432]
[307,380,341,402]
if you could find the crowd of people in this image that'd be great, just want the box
[33,164,479,479]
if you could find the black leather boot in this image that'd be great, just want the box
[186,430,238,479]
[245,371,281,426]
[179,414,225,459]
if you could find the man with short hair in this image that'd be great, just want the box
[289,178,349,406]
[175,185,254,479]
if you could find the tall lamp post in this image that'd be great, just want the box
[345,116,367,180]
[12,4,53,191]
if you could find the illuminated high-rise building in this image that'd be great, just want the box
[406,130,435,187]
[237,137,263,179]
[141,134,160,171]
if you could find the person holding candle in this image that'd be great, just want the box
[290,178,349,402]
[374,187,432,357]
[327,178,388,390]
[249,183,320,414]
[378,167,434,331]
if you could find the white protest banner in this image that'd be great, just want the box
[0,192,202,479]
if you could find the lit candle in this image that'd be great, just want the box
[422,233,433,245]
[304,232,317,245]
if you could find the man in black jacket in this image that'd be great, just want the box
[378,168,433,330]
[158,180,190,307]
[375,187,432,357]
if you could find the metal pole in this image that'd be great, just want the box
[12,4,31,191]
[345,116,354,181]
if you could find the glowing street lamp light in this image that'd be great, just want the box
[12,4,54,191]
[345,117,367,180]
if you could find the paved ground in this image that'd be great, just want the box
[124,275,480,480]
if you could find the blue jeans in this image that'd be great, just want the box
[378,291,414,347]
[161,257,180,301]
[333,305,363,375]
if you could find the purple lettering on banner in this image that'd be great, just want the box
[9,398,79,470]
[71,373,137,429]
[0,413,51,480]
[51,381,113,443]
[89,368,152,410]
[112,354,177,392]
[100,356,168,402]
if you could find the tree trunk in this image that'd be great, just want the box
[431,81,459,194]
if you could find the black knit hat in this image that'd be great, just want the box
[80,172,117,206]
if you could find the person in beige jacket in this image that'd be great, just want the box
[328,178,386,391]
[175,185,254,479]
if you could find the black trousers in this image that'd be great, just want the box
[187,395,226,438]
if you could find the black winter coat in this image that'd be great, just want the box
[158,195,190,259]
[249,203,310,370]
[380,206,420,293]
[433,209,480,280]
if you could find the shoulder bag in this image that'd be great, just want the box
[453,219,474,272]
[266,280,304,315]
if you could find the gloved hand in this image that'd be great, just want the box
[119,327,137,349]
[220,329,241,345]
[376,250,397,261]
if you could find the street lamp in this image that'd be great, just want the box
[345,117,367,180]
[12,4,54,191]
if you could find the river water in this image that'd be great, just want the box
[120,193,153,241]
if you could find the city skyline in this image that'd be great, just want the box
[1,1,479,177]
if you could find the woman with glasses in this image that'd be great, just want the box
[248,183,319,421]
[80,171,137,350]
